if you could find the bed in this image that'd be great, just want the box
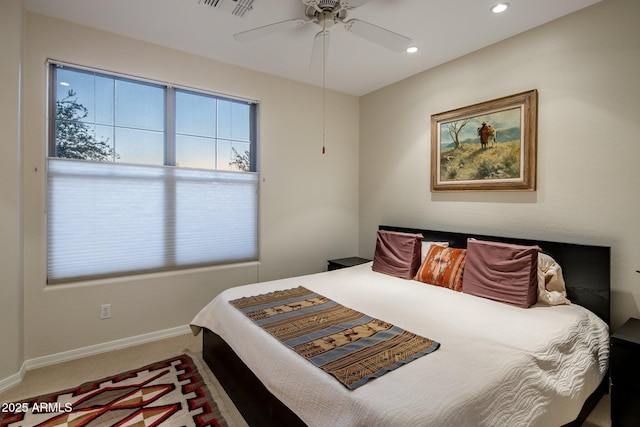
[190,226,611,427]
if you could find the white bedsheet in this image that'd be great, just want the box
[191,262,609,427]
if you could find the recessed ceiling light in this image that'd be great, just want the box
[491,3,509,14]
[406,46,419,54]
[59,81,70,86]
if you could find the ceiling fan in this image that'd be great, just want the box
[233,0,413,69]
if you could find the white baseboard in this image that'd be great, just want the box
[0,325,191,394]
[0,363,28,395]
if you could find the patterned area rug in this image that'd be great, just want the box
[0,354,237,427]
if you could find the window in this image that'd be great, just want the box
[47,62,258,283]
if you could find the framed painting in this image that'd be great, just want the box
[430,90,537,192]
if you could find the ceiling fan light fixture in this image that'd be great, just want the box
[491,3,509,14]
[406,46,418,53]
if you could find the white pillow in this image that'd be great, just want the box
[421,241,449,262]
[537,253,570,305]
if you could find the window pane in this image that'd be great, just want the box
[55,120,116,162]
[55,68,116,161]
[176,91,216,137]
[115,128,165,165]
[56,69,114,126]
[218,139,251,171]
[56,68,96,124]
[176,135,216,169]
[217,99,250,141]
[115,80,164,131]
[95,75,115,126]
[95,125,115,159]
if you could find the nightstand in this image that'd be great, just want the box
[327,257,371,271]
[611,317,640,427]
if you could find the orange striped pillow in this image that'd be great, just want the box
[414,246,467,291]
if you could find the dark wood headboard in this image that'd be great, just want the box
[380,225,611,325]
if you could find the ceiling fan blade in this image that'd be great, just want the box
[340,0,373,9]
[233,18,309,42]
[309,30,330,71]
[343,19,412,52]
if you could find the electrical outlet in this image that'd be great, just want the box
[100,304,111,319]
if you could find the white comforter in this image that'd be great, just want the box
[191,262,609,427]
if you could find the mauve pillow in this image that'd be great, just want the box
[372,230,423,279]
[462,239,541,308]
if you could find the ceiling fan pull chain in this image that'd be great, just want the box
[322,18,327,155]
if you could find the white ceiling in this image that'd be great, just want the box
[23,0,601,96]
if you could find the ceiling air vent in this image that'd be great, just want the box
[198,0,256,17]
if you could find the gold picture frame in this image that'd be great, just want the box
[431,90,537,192]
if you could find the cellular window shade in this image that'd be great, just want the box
[47,158,258,283]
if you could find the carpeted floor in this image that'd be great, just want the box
[0,333,611,426]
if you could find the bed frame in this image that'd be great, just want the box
[202,226,611,427]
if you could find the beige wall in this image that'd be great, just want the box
[0,0,25,383]
[20,13,359,360]
[359,0,640,329]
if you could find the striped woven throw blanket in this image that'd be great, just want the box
[229,286,440,390]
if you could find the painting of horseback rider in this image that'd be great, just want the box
[431,89,537,191]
